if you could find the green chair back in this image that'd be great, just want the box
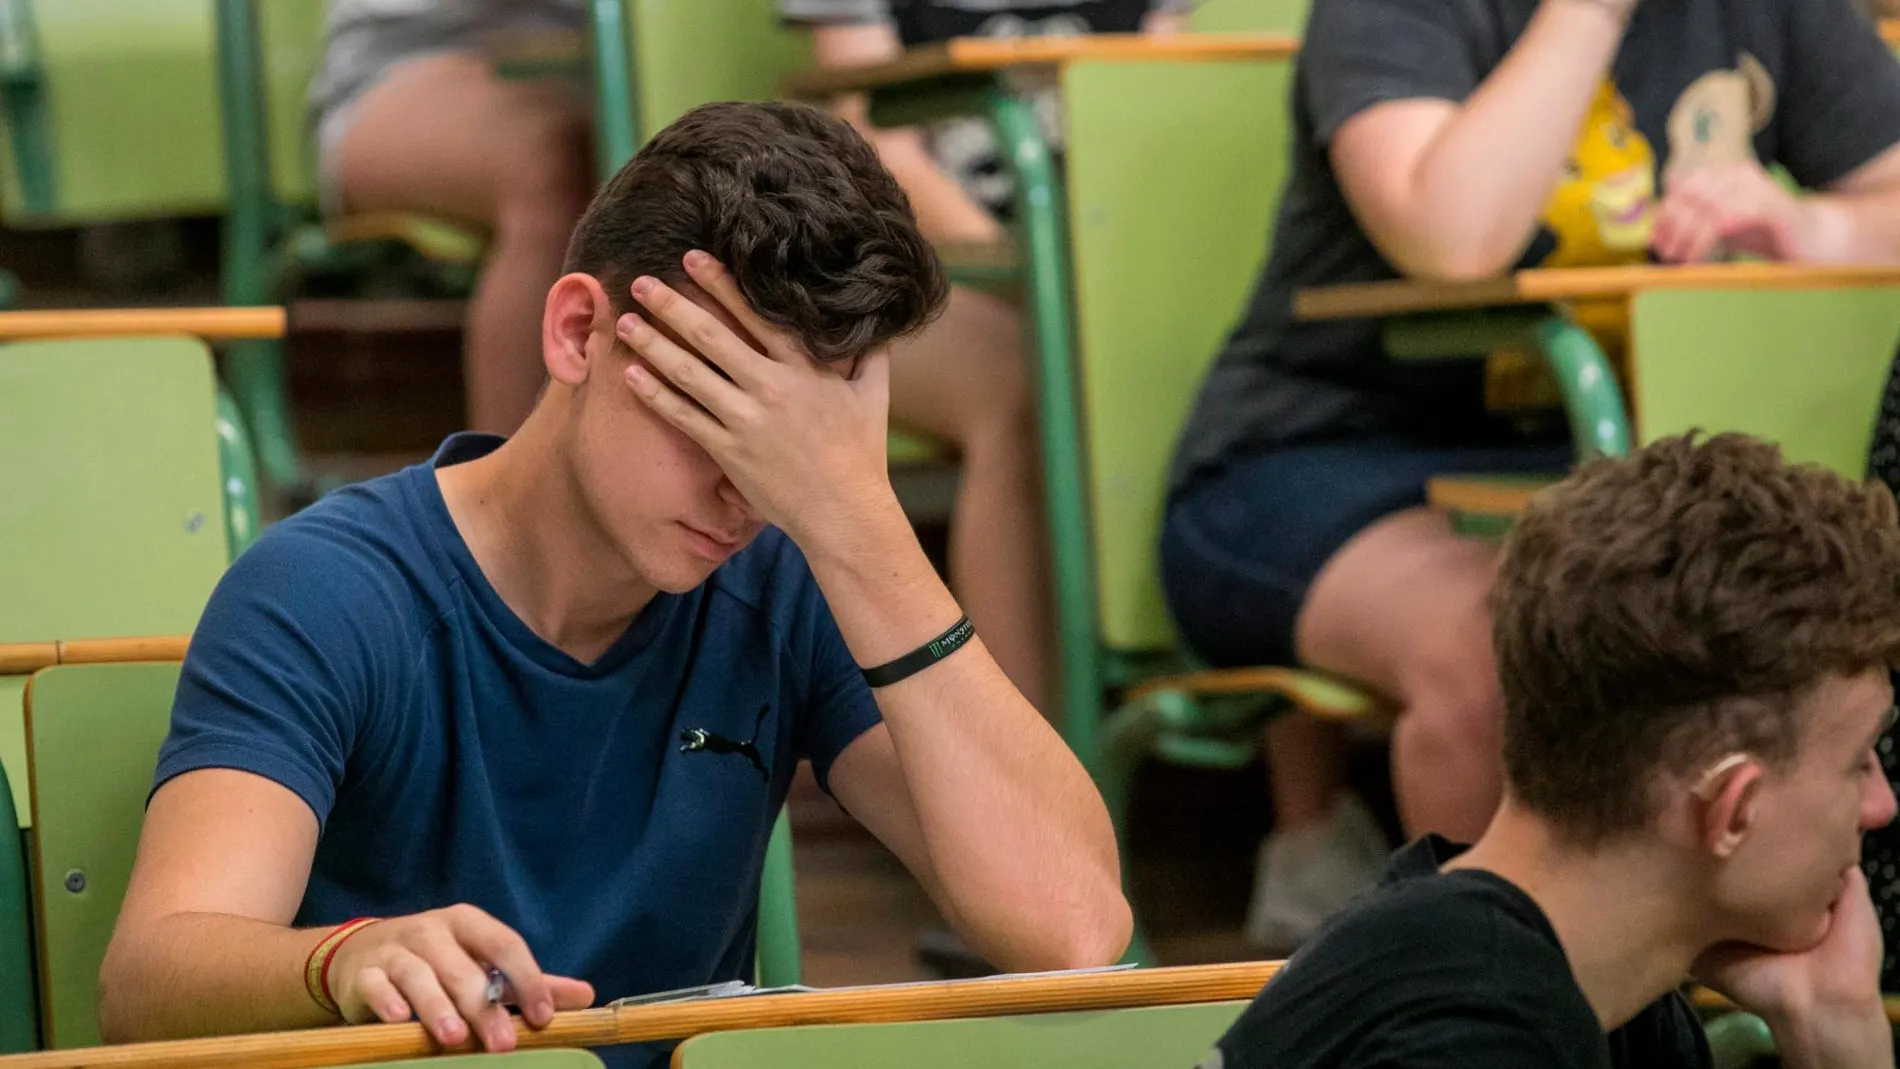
[0,337,228,825]
[1629,286,1900,477]
[628,0,811,143]
[672,999,1250,1068]
[23,662,181,1048]
[1061,57,1296,653]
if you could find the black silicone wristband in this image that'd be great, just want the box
[860,615,976,688]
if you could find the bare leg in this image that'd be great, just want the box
[1294,508,1506,841]
[1264,716,1347,832]
[886,286,1053,713]
[331,54,595,434]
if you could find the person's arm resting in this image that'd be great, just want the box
[618,259,1131,971]
[1324,0,1633,280]
[100,540,587,1049]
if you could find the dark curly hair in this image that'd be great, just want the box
[1493,432,1900,844]
[562,100,947,364]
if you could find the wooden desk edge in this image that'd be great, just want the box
[783,33,1300,97]
[1295,264,1900,321]
[0,306,286,342]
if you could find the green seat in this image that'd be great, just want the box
[672,999,1249,1069]
[23,662,181,1048]
[1628,286,1900,477]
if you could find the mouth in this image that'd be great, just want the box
[679,523,743,562]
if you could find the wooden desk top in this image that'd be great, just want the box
[787,20,1896,97]
[1293,263,1900,321]
[783,33,1300,97]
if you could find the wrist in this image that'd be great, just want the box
[304,917,379,1017]
[1766,998,1893,1069]
[1789,196,1860,263]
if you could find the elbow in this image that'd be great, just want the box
[1042,884,1136,971]
[96,953,136,1044]
[97,927,154,1043]
[1388,237,1522,285]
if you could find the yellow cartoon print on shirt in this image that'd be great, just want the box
[1539,81,1657,267]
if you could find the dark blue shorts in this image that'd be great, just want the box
[1159,435,1573,669]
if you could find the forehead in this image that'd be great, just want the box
[1797,669,1895,753]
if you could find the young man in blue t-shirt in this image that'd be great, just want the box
[96,101,1130,1066]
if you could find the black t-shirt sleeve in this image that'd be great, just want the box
[1774,0,1900,188]
[1300,0,1482,145]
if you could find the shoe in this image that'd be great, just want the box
[1243,794,1390,953]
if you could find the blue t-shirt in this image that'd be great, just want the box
[154,433,883,1067]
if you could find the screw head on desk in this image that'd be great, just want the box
[64,870,85,894]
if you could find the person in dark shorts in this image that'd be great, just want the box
[1164,0,1900,949]
[1207,432,1900,1069]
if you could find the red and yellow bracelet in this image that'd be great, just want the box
[303,917,379,1016]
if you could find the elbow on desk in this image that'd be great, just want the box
[1035,884,1135,971]
[1373,223,1530,286]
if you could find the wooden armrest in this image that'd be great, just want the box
[0,306,283,342]
[0,636,189,676]
[1426,475,1556,519]
[782,33,1300,97]
[323,212,489,264]
[1126,666,1390,725]
[934,238,1017,277]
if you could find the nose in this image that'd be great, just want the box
[1862,758,1897,831]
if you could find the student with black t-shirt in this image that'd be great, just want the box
[1207,433,1900,1069]
[1162,0,1900,952]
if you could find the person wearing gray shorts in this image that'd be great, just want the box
[311,0,593,435]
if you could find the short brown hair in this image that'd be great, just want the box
[563,101,947,363]
[1494,432,1900,843]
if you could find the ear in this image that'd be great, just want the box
[542,272,617,388]
[1696,756,1765,859]
[1738,53,1775,133]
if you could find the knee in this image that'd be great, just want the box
[1397,627,1506,757]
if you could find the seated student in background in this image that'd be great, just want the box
[1162,0,1900,951]
[1209,432,1900,1069]
[783,0,1199,715]
[96,102,1130,1069]
[317,1,1053,711]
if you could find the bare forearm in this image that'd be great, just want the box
[100,912,330,1042]
[1769,1003,1895,1069]
[807,499,1129,968]
[1795,192,1900,264]
[1375,0,1628,278]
